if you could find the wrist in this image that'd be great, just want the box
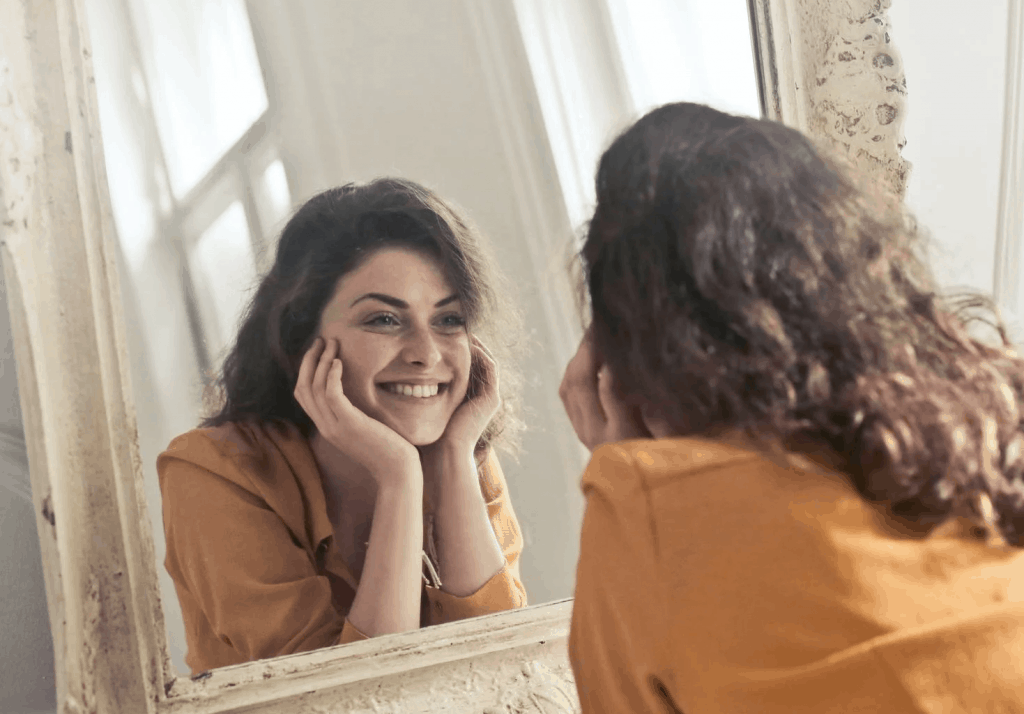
[371,456,424,492]
[424,438,477,470]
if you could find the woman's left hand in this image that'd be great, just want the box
[559,328,649,451]
[435,335,501,455]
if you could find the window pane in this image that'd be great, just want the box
[258,159,292,234]
[129,0,269,197]
[191,202,258,360]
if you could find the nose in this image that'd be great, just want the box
[400,325,442,368]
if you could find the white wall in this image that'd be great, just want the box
[890,0,1011,302]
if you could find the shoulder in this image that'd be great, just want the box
[582,437,762,498]
[157,420,306,491]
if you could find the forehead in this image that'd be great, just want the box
[334,246,455,303]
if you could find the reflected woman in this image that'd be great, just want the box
[158,178,527,674]
[561,103,1024,711]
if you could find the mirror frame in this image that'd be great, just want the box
[0,0,906,711]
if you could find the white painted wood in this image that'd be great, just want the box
[0,0,903,711]
[162,601,575,714]
[995,0,1024,322]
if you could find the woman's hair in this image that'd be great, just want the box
[581,101,1024,545]
[203,177,525,455]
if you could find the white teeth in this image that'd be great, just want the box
[387,383,440,398]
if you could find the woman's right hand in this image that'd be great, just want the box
[293,337,421,487]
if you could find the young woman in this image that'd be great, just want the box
[560,103,1024,712]
[158,178,527,674]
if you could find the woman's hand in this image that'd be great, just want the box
[559,328,649,451]
[433,335,501,456]
[294,337,420,485]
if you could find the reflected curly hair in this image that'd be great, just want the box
[203,177,525,456]
[581,102,1024,545]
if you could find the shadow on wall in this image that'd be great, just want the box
[0,258,57,714]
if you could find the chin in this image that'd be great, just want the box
[390,422,448,447]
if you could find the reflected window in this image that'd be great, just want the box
[129,0,269,197]
[87,0,288,377]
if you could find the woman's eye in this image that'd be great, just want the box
[438,314,467,329]
[367,314,399,327]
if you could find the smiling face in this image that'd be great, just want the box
[317,246,472,446]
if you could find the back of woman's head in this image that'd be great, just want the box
[583,101,1024,545]
[204,177,524,454]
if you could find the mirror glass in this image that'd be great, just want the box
[81,0,759,675]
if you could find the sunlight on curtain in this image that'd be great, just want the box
[128,0,268,197]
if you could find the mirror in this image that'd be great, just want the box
[78,0,761,676]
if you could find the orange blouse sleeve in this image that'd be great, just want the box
[424,450,528,625]
[159,446,345,671]
[569,445,675,714]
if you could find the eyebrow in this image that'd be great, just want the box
[349,292,461,309]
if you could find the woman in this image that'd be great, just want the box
[158,178,527,674]
[560,103,1024,712]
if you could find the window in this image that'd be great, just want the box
[87,0,292,374]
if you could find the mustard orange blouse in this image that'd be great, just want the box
[157,420,526,674]
[570,437,1024,713]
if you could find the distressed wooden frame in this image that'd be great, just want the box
[0,0,905,711]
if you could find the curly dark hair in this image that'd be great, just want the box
[581,101,1024,545]
[203,177,525,456]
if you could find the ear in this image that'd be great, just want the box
[640,403,675,439]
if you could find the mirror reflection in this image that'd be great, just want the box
[82,0,759,674]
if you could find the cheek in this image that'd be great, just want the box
[335,338,380,397]
[450,340,473,399]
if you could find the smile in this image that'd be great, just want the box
[380,383,447,398]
